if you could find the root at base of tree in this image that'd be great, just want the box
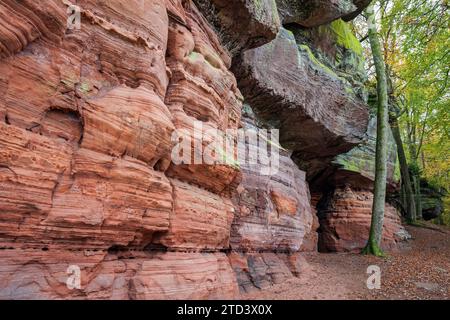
[361,241,386,257]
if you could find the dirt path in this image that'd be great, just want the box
[242,224,450,300]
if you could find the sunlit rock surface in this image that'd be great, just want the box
[0,0,406,298]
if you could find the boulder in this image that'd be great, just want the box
[420,180,446,221]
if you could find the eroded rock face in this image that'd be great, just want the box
[228,251,311,293]
[230,108,314,252]
[155,179,235,250]
[0,248,238,300]
[0,0,245,299]
[317,187,410,252]
[418,180,445,221]
[331,114,400,189]
[276,0,370,27]
[314,110,405,253]
[0,0,405,299]
[235,28,369,180]
[195,0,281,55]
[227,107,315,292]
[288,18,368,102]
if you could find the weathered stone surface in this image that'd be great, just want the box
[0,124,172,247]
[235,28,369,181]
[195,0,281,55]
[276,0,370,26]
[0,249,238,300]
[289,18,367,101]
[0,0,170,130]
[228,252,292,293]
[300,210,320,252]
[82,85,174,166]
[228,251,312,293]
[419,180,446,221]
[331,114,400,188]
[230,108,314,252]
[0,0,67,59]
[164,4,243,192]
[0,0,402,299]
[318,186,410,252]
[155,179,235,250]
[0,0,245,299]
[128,252,239,300]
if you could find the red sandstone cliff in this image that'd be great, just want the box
[0,0,407,299]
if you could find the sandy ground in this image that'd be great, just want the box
[242,223,450,300]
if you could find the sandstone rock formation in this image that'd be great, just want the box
[234,27,369,181]
[0,0,407,299]
[317,187,410,252]
[196,0,281,54]
[0,249,238,300]
[330,114,400,189]
[0,0,245,299]
[230,107,314,253]
[314,104,407,252]
[276,0,371,27]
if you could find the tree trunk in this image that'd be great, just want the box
[413,173,423,219]
[400,182,406,210]
[362,3,389,257]
[390,118,416,222]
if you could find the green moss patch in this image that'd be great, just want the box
[329,19,363,56]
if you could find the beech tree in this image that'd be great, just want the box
[362,2,389,256]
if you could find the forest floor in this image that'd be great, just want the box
[243,223,450,300]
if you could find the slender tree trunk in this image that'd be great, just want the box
[407,133,423,220]
[362,3,389,257]
[413,173,423,219]
[421,151,426,171]
[390,118,416,222]
[400,182,406,210]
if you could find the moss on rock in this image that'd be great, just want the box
[328,19,363,55]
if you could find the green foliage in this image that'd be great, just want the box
[441,196,450,225]
[356,0,449,224]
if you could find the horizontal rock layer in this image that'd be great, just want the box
[317,187,411,252]
[230,109,314,252]
[0,248,238,300]
[0,0,246,299]
[228,251,312,293]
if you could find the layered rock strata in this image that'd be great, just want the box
[227,106,316,292]
[315,109,408,252]
[0,0,406,299]
[0,0,262,299]
[234,27,369,181]
[276,0,371,27]
[317,187,410,252]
